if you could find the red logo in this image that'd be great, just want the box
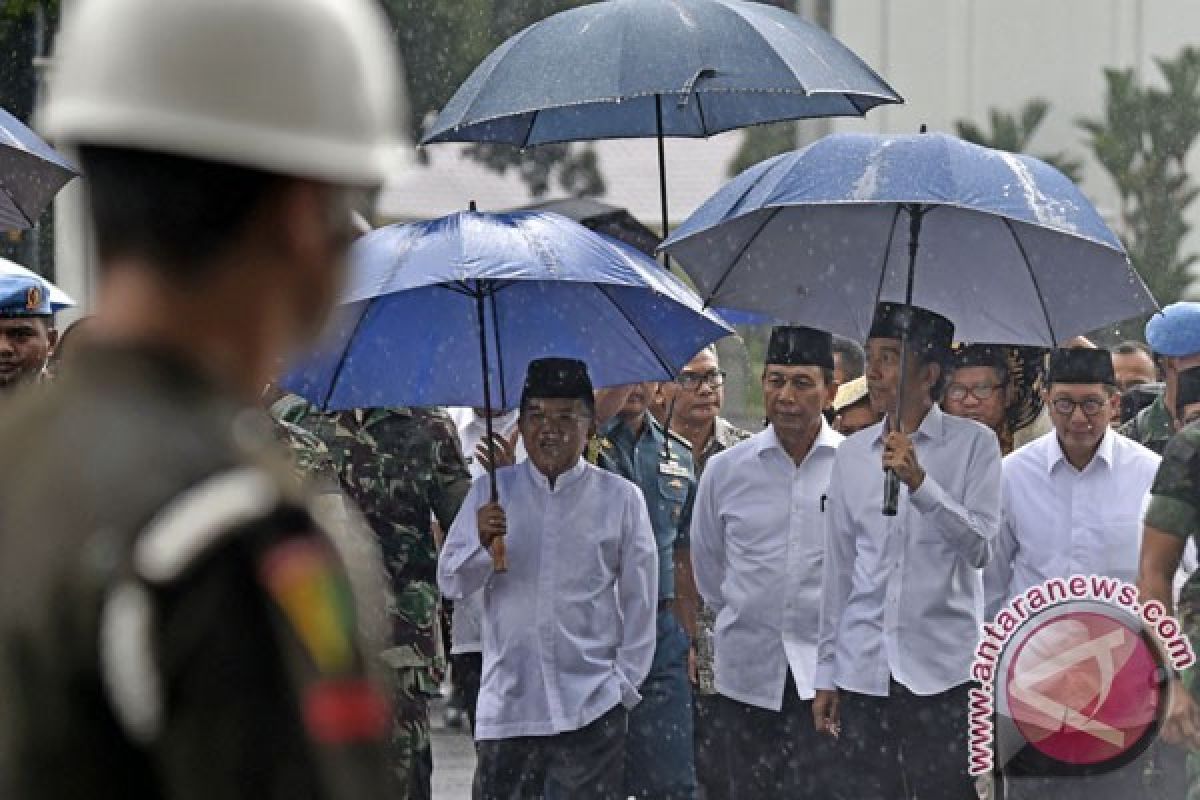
[1002,609,1164,769]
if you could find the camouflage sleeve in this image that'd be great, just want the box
[1144,426,1200,540]
[426,410,472,531]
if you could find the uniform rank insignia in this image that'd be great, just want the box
[260,538,356,675]
[25,286,42,312]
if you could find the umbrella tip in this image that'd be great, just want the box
[919,123,928,134]
[469,200,478,212]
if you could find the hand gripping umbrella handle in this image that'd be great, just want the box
[882,469,900,516]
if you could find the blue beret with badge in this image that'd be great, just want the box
[0,272,52,318]
[1146,302,1200,357]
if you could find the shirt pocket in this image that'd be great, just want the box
[656,474,689,526]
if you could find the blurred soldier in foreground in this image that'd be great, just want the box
[0,272,56,395]
[0,0,405,797]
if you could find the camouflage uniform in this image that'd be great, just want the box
[1119,392,1175,455]
[1144,421,1200,800]
[284,403,471,800]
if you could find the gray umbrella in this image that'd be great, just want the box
[422,0,901,245]
[0,107,79,230]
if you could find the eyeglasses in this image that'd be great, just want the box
[944,383,1004,402]
[523,410,591,429]
[677,370,726,390]
[1051,396,1108,417]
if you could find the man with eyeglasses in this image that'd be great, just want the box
[657,345,750,800]
[597,380,699,799]
[692,326,842,798]
[440,358,658,799]
[989,349,1160,797]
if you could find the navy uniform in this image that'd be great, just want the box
[597,411,697,799]
[0,345,392,799]
[1120,302,1200,454]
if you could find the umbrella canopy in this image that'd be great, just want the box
[0,107,79,230]
[282,209,733,412]
[422,0,901,248]
[662,131,1157,346]
[513,197,662,257]
[0,257,74,310]
[423,0,900,146]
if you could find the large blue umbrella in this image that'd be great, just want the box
[422,0,901,246]
[0,107,78,230]
[662,131,1156,345]
[284,210,732,497]
[662,130,1156,512]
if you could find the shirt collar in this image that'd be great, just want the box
[1046,428,1115,474]
[601,411,657,445]
[872,403,944,445]
[756,419,840,463]
[525,457,587,492]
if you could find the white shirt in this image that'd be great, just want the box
[437,459,658,740]
[816,405,1002,697]
[691,422,842,710]
[445,407,526,654]
[984,429,1160,618]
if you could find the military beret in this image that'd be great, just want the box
[868,302,954,358]
[1046,347,1116,386]
[766,326,834,370]
[1146,302,1200,357]
[521,357,594,405]
[0,273,52,318]
[1176,366,1200,416]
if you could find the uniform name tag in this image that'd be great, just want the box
[658,462,689,478]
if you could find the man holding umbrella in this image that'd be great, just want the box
[439,358,658,800]
[814,302,1002,800]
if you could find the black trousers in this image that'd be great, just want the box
[476,705,628,800]
[694,692,729,800]
[839,680,976,800]
[450,651,483,733]
[721,672,842,799]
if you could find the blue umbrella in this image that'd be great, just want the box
[283,209,733,497]
[0,107,79,230]
[662,130,1156,513]
[422,0,901,247]
[662,130,1156,345]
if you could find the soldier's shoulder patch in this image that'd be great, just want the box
[258,537,357,676]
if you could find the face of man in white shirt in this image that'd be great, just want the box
[762,363,835,437]
[865,337,939,418]
[1045,381,1119,458]
[519,396,594,479]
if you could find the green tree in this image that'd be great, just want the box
[1079,47,1200,305]
[955,98,1084,182]
[381,0,604,199]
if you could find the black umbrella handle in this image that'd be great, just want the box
[882,469,900,516]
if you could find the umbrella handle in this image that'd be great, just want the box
[882,469,900,516]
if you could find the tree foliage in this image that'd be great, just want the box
[1079,47,1200,305]
[955,98,1084,182]
[381,0,604,198]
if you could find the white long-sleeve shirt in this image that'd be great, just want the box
[691,422,842,710]
[816,405,1002,697]
[445,407,526,655]
[984,430,1160,618]
[437,458,658,740]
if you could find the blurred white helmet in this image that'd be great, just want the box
[38,0,409,187]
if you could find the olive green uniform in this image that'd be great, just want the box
[0,345,390,799]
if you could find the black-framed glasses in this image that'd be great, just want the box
[1051,396,1108,417]
[677,370,726,390]
[523,410,591,429]
[944,383,1004,402]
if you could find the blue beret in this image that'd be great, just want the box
[1146,302,1200,357]
[0,273,52,318]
